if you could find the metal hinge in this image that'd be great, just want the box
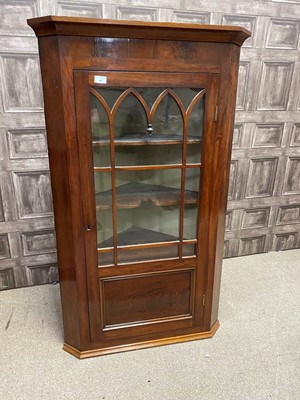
[202,294,206,306]
[214,106,218,122]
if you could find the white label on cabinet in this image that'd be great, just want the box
[94,75,107,84]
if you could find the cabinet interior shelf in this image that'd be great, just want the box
[95,182,198,210]
[98,226,179,248]
[98,226,195,263]
[92,134,201,147]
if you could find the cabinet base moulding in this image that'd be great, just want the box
[63,320,220,359]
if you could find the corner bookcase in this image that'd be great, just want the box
[28,16,250,358]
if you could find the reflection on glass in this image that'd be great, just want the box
[188,97,204,139]
[183,168,200,240]
[94,172,113,248]
[114,93,148,139]
[93,87,125,109]
[135,88,165,109]
[172,88,200,110]
[115,144,183,166]
[152,94,183,138]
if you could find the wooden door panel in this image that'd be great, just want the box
[74,70,218,344]
[101,269,193,328]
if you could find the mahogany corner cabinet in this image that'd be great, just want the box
[28,16,250,358]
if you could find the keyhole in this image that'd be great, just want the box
[87,224,91,231]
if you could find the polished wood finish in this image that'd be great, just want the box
[96,182,198,210]
[28,16,250,358]
[63,320,220,359]
[103,270,192,326]
[93,136,201,146]
[28,15,250,45]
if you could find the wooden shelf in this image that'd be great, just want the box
[98,226,195,264]
[98,227,180,264]
[96,182,198,210]
[99,226,178,248]
[92,134,201,147]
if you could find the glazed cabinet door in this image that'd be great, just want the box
[74,71,218,345]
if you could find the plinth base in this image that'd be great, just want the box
[63,320,220,359]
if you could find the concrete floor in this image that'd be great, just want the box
[0,250,299,400]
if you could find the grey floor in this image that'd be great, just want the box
[0,250,299,400]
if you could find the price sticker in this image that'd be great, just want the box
[94,75,107,84]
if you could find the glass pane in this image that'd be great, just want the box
[114,93,148,139]
[90,93,111,167]
[115,169,182,249]
[172,88,201,110]
[118,244,179,264]
[186,143,202,164]
[115,144,182,166]
[135,87,165,109]
[93,87,125,109]
[182,244,196,257]
[188,97,204,140]
[90,85,205,265]
[90,93,110,141]
[96,208,114,249]
[94,172,114,248]
[93,144,111,168]
[183,168,200,240]
[98,251,114,267]
[152,94,183,138]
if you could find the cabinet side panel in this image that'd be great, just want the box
[38,36,89,348]
[209,44,241,327]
